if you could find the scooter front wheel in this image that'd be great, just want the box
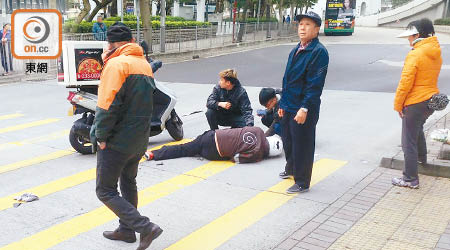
[166,109,184,141]
[69,126,94,154]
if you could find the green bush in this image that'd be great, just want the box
[63,19,210,33]
[222,17,278,23]
[434,18,450,26]
[105,15,186,22]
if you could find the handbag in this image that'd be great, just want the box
[428,93,449,111]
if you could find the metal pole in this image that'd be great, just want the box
[254,23,256,41]
[195,26,198,49]
[178,27,181,52]
[210,25,213,48]
[232,0,237,43]
[135,0,141,44]
[118,0,123,22]
[160,0,166,52]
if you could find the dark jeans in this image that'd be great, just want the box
[402,100,433,182]
[153,130,226,161]
[205,108,246,130]
[0,42,12,73]
[96,147,152,234]
[281,110,319,188]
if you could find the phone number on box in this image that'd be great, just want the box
[77,73,101,79]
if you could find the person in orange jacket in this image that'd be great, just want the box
[392,18,442,189]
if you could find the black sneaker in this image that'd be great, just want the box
[279,171,293,179]
[286,183,309,194]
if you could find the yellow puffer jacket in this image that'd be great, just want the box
[394,36,442,112]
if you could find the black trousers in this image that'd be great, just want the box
[153,130,226,161]
[205,108,246,130]
[96,148,152,234]
[401,100,433,181]
[281,110,319,188]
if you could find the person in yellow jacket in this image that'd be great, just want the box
[392,18,441,189]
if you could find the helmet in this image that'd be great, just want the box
[267,135,283,157]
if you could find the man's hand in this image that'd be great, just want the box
[398,111,404,119]
[278,108,285,118]
[98,142,106,150]
[294,109,307,124]
[219,102,232,110]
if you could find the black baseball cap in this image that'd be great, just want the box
[296,11,322,27]
[107,22,132,43]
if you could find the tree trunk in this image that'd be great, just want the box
[111,0,118,16]
[140,0,153,53]
[76,0,91,25]
[236,0,250,42]
[87,0,114,22]
[266,0,271,38]
[277,0,283,36]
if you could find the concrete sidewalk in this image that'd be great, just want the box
[275,110,450,250]
[275,168,450,250]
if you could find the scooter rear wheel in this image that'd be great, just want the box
[69,126,93,154]
[166,109,184,141]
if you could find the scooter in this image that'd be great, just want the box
[66,56,184,154]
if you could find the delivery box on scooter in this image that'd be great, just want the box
[58,41,107,87]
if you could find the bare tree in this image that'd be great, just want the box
[86,0,115,21]
[76,0,91,24]
[140,0,153,53]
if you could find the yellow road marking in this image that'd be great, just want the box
[0,119,60,134]
[165,158,348,250]
[0,160,234,250]
[0,113,24,121]
[0,139,192,211]
[0,129,70,151]
[0,149,75,174]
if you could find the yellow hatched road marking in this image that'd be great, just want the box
[0,119,60,134]
[165,158,348,250]
[0,160,235,250]
[0,129,70,151]
[0,139,192,211]
[0,113,24,121]
[0,149,75,174]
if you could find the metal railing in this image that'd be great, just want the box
[63,22,298,54]
[3,22,297,78]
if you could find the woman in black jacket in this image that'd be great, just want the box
[205,69,254,130]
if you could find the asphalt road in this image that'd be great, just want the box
[156,43,450,93]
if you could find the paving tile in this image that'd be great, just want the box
[402,215,448,235]
[345,201,372,211]
[337,208,365,219]
[391,227,441,249]
[278,238,300,250]
[318,224,349,235]
[302,236,332,248]
[309,232,339,243]
[291,229,311,241]
[342,204,369,214]
[323,220,352,230]
[321,206,339,216]
[313,228,343,239]
[439,234,450,244]
[330,200,347,209]
[436,242,450,250]
[349,197,376,207]
[301,221,321,232]
[333,212,361,222]
[311,213,329,224]
[295,241,326,250]
[337,193,355,202]
[327,216,355,227]
[381,240,430,250]
[353,194,380,204]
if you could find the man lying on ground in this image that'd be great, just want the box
[145,126,283,163]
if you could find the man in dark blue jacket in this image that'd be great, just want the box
[278,12,329,194]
